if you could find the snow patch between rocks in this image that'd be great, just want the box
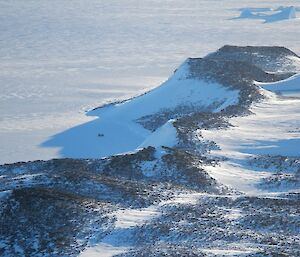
[80,192,203,257]
[202,85,300,195]
[257,73,300,92]
[138,119,177,156]
[79,243,128,257]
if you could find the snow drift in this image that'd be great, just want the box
[257,73,300,93]
[42,60,239,158]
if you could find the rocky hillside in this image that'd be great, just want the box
[1,46,300,257]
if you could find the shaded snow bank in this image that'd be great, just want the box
[42,61,239,159]
[138,119,177,156]
[257,73,300,92]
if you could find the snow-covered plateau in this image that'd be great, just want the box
[1,45,300,256]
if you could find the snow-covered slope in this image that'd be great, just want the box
[202,90,300,194]
[196,51,300,195]
[1,46,300,257]
[43,45,300,160]
[42,60,239,158]
[258,73,300,92]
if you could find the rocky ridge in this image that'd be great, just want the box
[1,46,300,257]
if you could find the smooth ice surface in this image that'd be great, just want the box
[1,0,300,163]
[236,6,298,23]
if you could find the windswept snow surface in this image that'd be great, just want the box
[79,193,203,257]
[202,85,300,194]
[42,63,239,159]
[1,0,300,164]
[79,244,128,257]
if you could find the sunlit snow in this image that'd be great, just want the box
[1,0,300,164]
